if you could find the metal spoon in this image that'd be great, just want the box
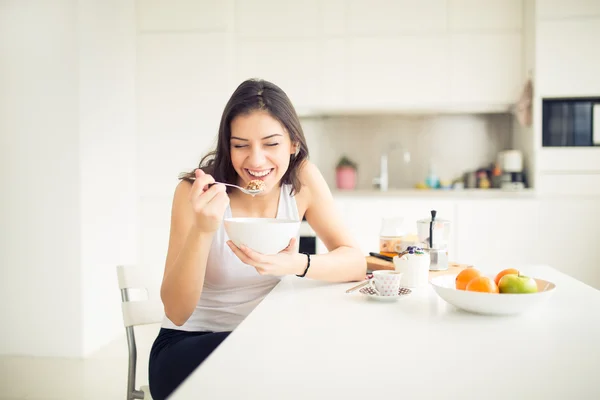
[190,176,263,196]
[214,182,263,196]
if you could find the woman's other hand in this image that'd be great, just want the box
[226,238,307,277]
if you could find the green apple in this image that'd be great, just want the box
[498,274,538,294]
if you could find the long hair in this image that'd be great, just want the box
[179,78,309,195]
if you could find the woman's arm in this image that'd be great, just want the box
[160,171,229,326]
[296,162,367,282]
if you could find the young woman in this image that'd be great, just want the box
[148,78,366,399]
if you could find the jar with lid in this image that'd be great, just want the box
[379,217,405,257]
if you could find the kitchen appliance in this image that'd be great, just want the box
[498,150,525,190]
[542,97,600,147]
[416,210,450,271]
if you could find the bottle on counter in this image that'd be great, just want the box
[425,162,439,189]
[477,170,491,189]
[491,164,502,188]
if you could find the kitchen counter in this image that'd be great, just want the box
[332,188,537,199]
[170,264,600,400]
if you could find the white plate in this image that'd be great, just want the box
[359,286,412,302]
[429,274,556,316]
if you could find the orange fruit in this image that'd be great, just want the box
[466,276,499,293]
[494,268,519,286]
[455,268,481,290]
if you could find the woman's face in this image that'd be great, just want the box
[229,110,296,195]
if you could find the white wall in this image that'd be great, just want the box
[0,0,83,358]
[79,0,138,356]
[136,0,237,290]
[0,0,137,358]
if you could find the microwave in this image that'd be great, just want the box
[542,97,600,147]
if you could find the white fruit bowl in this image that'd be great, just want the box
[224,217,301,255]
[430,274,557,316]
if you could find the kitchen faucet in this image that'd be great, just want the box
[372,153,389,191]
[372,144,410,192]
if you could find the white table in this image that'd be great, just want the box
[170,265,600,399]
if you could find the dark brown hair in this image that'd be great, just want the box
[179,78,309,195]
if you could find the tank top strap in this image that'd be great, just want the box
[277,184,299,221]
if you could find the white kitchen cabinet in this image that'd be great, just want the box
[322,0,347,36]
[454,200,541,269]
[235,0,321,38]
[321,39,348,108]
[448,0,523,31]
[538,148,600,174]
[234,39,321,111]
[347,35,451,108]
[537,197,600,290]
[537,173,600,196]
[347,0,447,34]
[135,0,528,113]
[536,18,600,97]
[330,194,600,290]
[450,33,522,105]
[537,0,600,19]
[136,0,232,32]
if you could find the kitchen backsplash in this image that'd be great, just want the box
[301,113,514,190]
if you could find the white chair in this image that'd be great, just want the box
[117,264,165,400]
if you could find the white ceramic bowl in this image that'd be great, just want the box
[430,274,556,316]
[224,217,301,255]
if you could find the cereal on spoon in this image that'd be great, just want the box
[246,179,265,193]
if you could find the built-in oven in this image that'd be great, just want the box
[542,97,600,147]
[298,216,316,254]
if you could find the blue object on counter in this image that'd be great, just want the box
[426,162,439,189]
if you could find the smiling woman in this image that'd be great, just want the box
[179,79,308,196]
[148,78,367,400]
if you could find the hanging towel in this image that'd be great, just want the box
[513,77,533,127]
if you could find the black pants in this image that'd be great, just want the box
[148,328,231,400]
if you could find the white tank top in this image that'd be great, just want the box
[161,184,300,332]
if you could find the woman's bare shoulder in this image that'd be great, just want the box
[174,178,193,196]
[295,160,332,214]
[298,160,328,193]
[171,179,194,213]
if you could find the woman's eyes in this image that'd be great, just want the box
[232,143,279,148]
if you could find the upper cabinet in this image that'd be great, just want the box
[234,0,322,111]
[450,33,522,106]
[311,0,525,113]
[537,0,600,19]
[448,0,523,31]
[536,0,600,97]
[346,0,447,34]
[137,0,232,32]
[137,0,527,115]
[448,0,523,106]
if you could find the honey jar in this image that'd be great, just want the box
[379,217,405,257]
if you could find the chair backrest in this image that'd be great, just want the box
[117,264,164,327]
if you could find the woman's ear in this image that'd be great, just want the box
[291,142,299,156]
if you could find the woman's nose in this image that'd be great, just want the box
[248,146,266,165]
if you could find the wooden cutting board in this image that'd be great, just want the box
[366,256,473,278]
